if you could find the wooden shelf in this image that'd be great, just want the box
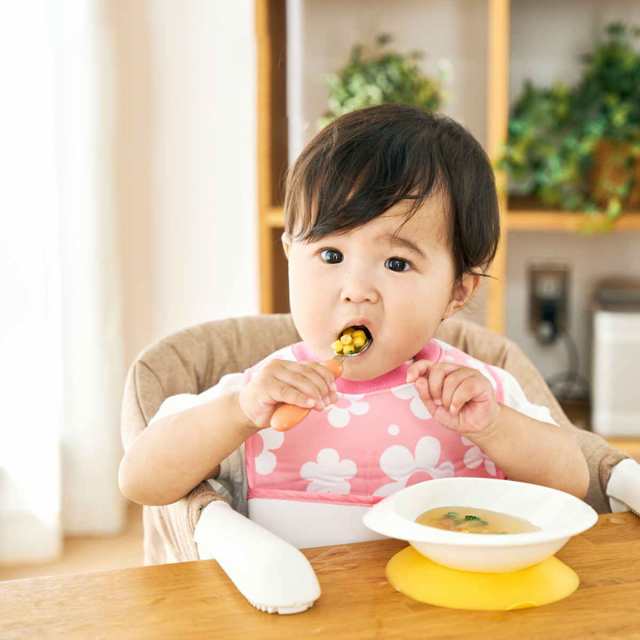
[265,206,285,229]
[507,210,640,231]
[507,198,640,232]
[265,203,640,233]
[256,0,288,313]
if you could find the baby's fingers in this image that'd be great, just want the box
[449,377,490,415]
[425,362,462,403]
[271,369,328,409]
[441,368,477,411]
[269,378,318,409]
[261,369,317,408]
[283,362,336,405]
[416,377,440,420]
[306,362,338,403]
[406,359,434,383]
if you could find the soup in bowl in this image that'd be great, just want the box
[362,477,598,572]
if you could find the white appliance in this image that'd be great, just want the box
[591,282,640,437]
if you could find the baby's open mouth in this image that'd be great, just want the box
[332,325,373,356]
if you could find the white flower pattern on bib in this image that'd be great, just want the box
[373,436,455,497]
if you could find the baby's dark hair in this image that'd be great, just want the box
[283,104,500,280]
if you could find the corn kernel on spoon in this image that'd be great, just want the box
[270,326,372,431]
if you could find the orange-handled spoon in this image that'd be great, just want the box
[270,328,372,432]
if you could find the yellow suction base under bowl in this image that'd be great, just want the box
[386,546,579,611]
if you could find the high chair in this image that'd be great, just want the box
[120,314,629,566]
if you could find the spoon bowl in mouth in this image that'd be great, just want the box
[333,325,373,358]
[341,337,372,357]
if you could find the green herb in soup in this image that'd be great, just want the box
[416,506,540,534]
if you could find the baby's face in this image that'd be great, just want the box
[283,193,478,380]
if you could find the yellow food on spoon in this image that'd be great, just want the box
[333,327,369,355]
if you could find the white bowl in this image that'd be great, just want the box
[362,478,598,573]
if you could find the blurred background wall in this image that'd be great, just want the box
[110,0,259,367]
[1,0,259,564]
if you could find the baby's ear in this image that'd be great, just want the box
[281,232,291,259]
[444,273,480,318]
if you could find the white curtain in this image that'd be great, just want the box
[0,0,126,563]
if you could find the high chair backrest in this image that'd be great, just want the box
[121,314,627,564]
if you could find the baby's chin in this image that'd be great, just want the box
[339,348,404,381]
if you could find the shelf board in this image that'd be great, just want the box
[507,210,640,232]
[506,197,640,232]
[265,206,285,228]
[263,204,640,232]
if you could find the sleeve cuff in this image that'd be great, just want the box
[606,458,640,515]
[498,367,558,426]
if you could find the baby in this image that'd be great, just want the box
[120,105,600,613]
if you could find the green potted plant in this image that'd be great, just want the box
[319,33,444,128]
[499,22,640,231]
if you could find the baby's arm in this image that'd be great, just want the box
[119,358,338,506]
[407,359,589,498]
[119,390,256,505]
[465,405,589,498]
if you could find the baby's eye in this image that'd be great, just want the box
[385,257,411,272]
[319,248,343,264]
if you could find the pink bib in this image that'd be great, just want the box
[244,339,506,508]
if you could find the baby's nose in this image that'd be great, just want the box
[341,275,379,304]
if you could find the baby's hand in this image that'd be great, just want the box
[406,360,500,435]
[238,359,338,429]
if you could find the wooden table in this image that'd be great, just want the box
[2,513,639,640]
